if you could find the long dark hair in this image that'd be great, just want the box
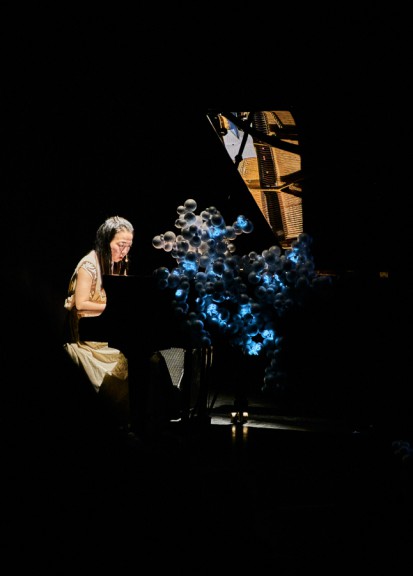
[95,216,134,277]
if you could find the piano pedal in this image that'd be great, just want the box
[169,415,182,423]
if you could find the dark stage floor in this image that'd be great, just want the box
[2,370,413,575]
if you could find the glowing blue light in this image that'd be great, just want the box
[153,199,327,392]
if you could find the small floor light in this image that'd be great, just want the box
[230,411,249,424]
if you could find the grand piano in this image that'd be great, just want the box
[78,273,203,436]
[75,110,291,435]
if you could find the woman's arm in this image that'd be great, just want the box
[74,267,106,314]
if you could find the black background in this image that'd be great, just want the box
[3,7,412,424]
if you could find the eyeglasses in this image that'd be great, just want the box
[117,242,132,251]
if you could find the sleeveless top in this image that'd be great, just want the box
[64,250,106,342]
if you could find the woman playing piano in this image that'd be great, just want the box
[63,215,134,428]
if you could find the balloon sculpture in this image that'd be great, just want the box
[153,198,331,392]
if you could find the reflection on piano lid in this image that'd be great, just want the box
[79,274,189,354]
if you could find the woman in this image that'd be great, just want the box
[63,215,134,427]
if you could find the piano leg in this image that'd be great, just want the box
[178,347,214,428]
[128,346,214,438]
[128,351,179,439]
